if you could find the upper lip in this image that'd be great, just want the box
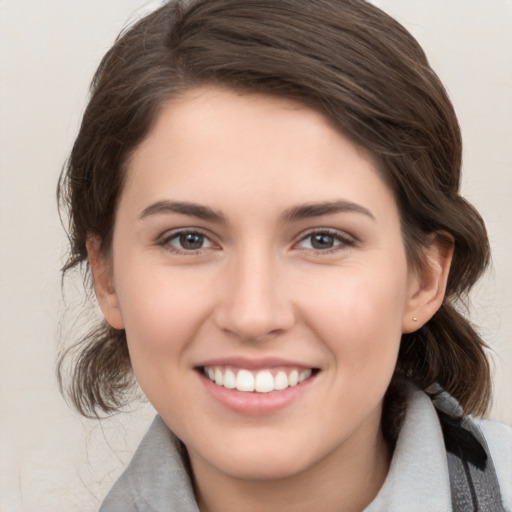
[195,356,319,371]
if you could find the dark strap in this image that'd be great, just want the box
[438,410,505,512]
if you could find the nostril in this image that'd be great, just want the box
[214,303,296,342]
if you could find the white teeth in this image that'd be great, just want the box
[288,369,299,387]
[223,369,236,389]
[274,371,289,390]
[204,366,314,393]
[255,370,274,393]
[236,369,255,392]
[299,369,312,382]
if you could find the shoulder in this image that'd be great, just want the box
[474,417,512,509]
[99,415,198,512]
[402,383,512,510]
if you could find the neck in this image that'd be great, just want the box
[191,427,391,512]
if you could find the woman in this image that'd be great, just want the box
[58,0,511,510]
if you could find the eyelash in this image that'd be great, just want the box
[158,229,215,255]
[157,228,356,255]
[295,229,356,254]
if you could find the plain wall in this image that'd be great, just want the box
[0,1,510,510]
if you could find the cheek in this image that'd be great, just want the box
[113,261,215,362]
[298,263,408,369]
[113,264,218,417]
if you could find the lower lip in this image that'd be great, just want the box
[198,371,317,415]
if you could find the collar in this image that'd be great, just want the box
[100,385,452,512]
[99,415,199,512]
[364,385,452,511]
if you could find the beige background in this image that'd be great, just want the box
[0,1,510,510]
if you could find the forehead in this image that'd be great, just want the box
[122,85,396,221]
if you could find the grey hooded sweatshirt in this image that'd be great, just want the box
[99,385,512,512]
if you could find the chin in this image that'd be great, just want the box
[206,450,312,481]
[187,429,337,482]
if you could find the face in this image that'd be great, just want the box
[93,86,429,483]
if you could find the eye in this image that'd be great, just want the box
[161,230,215,253]
[296,230,355,251]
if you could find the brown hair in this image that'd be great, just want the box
[58,0,491,420]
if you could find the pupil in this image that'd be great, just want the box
[180,233,203,250]
[311,234,334,249]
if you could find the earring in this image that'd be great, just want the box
[412,317,418,322]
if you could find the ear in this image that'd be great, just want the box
[86,236,125,330]
[402,233,454,333]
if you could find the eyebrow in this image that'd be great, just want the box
[139,200,226,222]
[282,200,375,222]
[138,199,375,223]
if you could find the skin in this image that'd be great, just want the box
[89,86,452,512]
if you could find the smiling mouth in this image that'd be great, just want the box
[200,366,318,393]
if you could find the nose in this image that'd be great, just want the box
[213,249,295,342]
